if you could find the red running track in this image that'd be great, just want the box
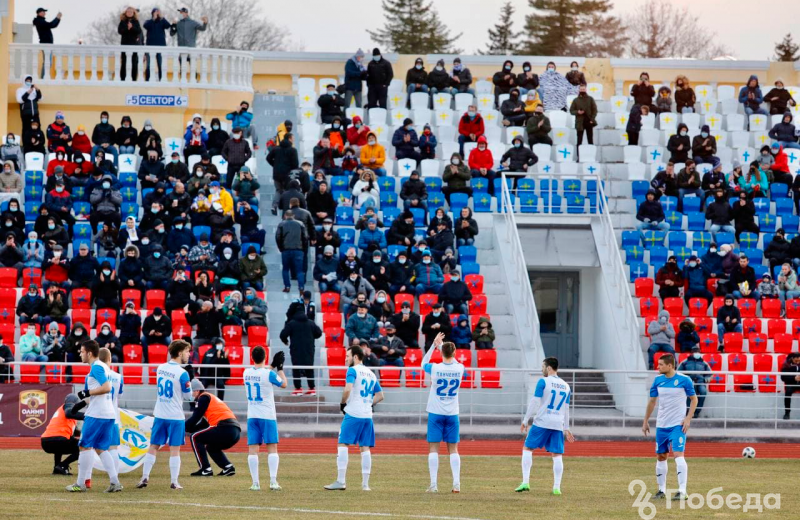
[3,437,799,458]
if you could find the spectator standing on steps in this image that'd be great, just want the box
[227,100,258,150]
[16,76,42,132]
[34,8,62,78]
[344,49,367,108]
[118,7,142,82]
[647,310,675,370]
[366,48,393,109]
[276,210,308,294]
[171,7,208,47]
[280,308,322,396]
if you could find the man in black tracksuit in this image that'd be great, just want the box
[366,48,393,109]
[185,378,241,476]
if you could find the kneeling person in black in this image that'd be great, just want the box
[186,379,241,477]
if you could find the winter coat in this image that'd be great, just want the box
[118,256,144,286]
[764,88,796,115]
[730,266,756,295]
[468,146,493,171]
[471,316,495,345]
[738,76,763,110]
[683,264,707,291]
[143,17,172,46]
[771,145,790,174]
[677,168,702,189]
[651,171,678,197]
[314,255,339,283]
[171,16,207,47]
[422,311,452,346]
[636,199,665,223]
[717,303,742,333]
[266,139,300,183]
[500,98,526,119]
[676,327,701,354]
[569,94,598,132]
[765,236,791,265]
[526,112,551,140]
[142,314,171,340]
[117,312,142,341]
[275,219,307,252]
[438,280,473,306]
[655,264,683,288]
[501,146,537,172]
[678,356,711,383]
[318,92,346,120]
[631,83,655,107]
[115,126,138,148]
[400,178,427,202]
[221,138,252,167]
[454,212,479,241]
[143,246,173,281]
[279,312,319,364]
[458,113,484,138]
[341,276,376,305]
[360,139,386,168]
[692,135,717,158]
[413,262,444,286]
[344,56,367,92]
[239,255,267,283]
[90,185,123,214]
[387,219,416,245]
[492,68,516,94]
[443,159,471,189]
[392,127,419,156]
[405,66,428,87]
[450,67,472,89]
[92,122,115,146]
[16,293,43,318]
[667,134,691,163]
[705,199,732,226]
[68,255,99,285]
[312,143,342,170]
[700,249,724,278]
[345,311,380,341]
[427,68,450,90]
[419,132,437,157]
[647,311,675,345]
[731,199,757,229]
[626,105,643,134]
[450,320,472,345]
[389,260,413,287]
[226,110,253,131]
[367,57,393,87]
[768,115,798,143]
[675,84,696,112]
[372,335,406,362]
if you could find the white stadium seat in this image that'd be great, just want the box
[297,77,315,92]
[318,78,337,91]
[388,79,404,93]
[164,137,183,156]
[475,80,493,94]
[694,84,713,100]
[681,113,700,129]
[437,125,456,143]
[346,107,364,121]
[578,144,597,163]
[413,108,432,126]
[25,152,44,171]
[623,145,642,164]
[421,159,440,177]
[504,127,525,144]
[554,144,575,163]
[726,114,745,132]
[610,96,628,113]
[717,85,736,101]
[748,114,767,132]
[368,108,388,126]
[586,83,604,100]
[533,144,552,162]
[212,155,228,175]
[640,128,661,147]
[118,154,138,173]
[454,93,473,112]
[434,109,454,127]
[704,113,723,132]
[410,92,429,110]
[299,106,319,124]
[432,93,452,110]
[387,92,406,110]
[389,109,410,126]
[297,90,316,107]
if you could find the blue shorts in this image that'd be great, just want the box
[524,425,565,454]
[247,418,279,445]
[427,413,460,444]
[151,418,186,447]
[110,423,120,447]
[655,425,687,454]
[338,415,375,447]
[79,417,116,451]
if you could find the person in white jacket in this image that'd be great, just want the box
[351,169,380,210]
[16,76,43,133]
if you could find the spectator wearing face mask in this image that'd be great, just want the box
[450,315,472,350]
[17,283,44,325]
[516,61,540,96]
[418,124,437,160]
[138,149,166,190]
[765,79,797,116]
[457,104,484,157]
[46,111,72,155]
[22,231,44,270]
[281,307,323,395]
[118,301,143,347]
[115,115,138,155]
[67,242,98,289]
[346,116,370,154]
[366,48,393,109]
[91,110,118,166]
[388,301,419,349]
[143,244,172,290]
[41,216,69,253]
[493,60,517,105]
[141,306,171,353]
[501,136,537,173]
[414,251,444,296]
[96,322,122,363]
[427,59,450,97]
[46,148,73,177]
[716,294,742,351]
[232,166,259,206]
[41,321,67,363]
[739,75,767,116]
[363,251,391,294]
[89,174,122,232]
[765,228,792,273]
[673,75,696,113]
[314,245,340,293]
[406,57,429,103]
[206,117,229,158]
[318,84,349,125]
[438,270,472,315]
[226,100,258,148]
[449,57,473,96]
[392,118,422,164]
[307,182,337,227]
[468,136,496,195]
[359,132,386,177]
[422,302,452,351]
[683,255,712,305]
[0,133,24,173]
[667,123,691,163]
[20,323,47,367]
[221,127,252,189]
[200,338,231,400]
[344,303,379,346]
[372,323,406,368]
[442,153,472,205]
[646,310,675,369]
[23,119,46,155]
[655,256,683,301]
[341,271,376,317]
[525,104,552,146]
[655,85,673,115]
[570,84,598,147]
[92,261,120,309]
[0,160,21,194]
[692,125,718,164]
[676,345,711,418]
[501,89,526,127]
[240,246,267,291]
[166,269,194,312]
[344,49,368,108]
[42,284,69,330]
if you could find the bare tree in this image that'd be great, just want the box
[624,0,730,59]
[77,0,301,51]
[568,13,628,58]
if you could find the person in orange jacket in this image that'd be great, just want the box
[359,132,387,176]
[185,378,241,476]
[41,393,85,475]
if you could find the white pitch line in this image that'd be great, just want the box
[46,498,496,520]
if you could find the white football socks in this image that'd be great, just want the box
[77,450,92,486]
[675,457,688,493]
[169,455,181,484]
[361,451,372,487]
[552,455,563,490]
[656,460,668,492]
[336,447,348,484]
[111,448,120,474]
[521,450,533,485]
[142,453,156,480]
[428,453,439,486]
[449,454,461,488]
[248,454,259,485]
[99,450,120,485]
[268,453,280,481]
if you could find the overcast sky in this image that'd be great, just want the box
[16,0,797,60]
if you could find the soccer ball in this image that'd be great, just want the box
[742,447,756,458]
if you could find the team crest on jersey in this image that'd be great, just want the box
[674,380,679,386]
[19,390,47,429]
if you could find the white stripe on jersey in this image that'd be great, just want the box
[85,360,115,420]
[107,370,123,425]
[532,375,571,431]
[153,362,191,420]
[425,362,464,416]
[244,367,283,421]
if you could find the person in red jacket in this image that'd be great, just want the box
[71,125,92,157]
[46,147,75,177]
[770,142,792,186]
[346,115,371,154]
[468,136,496,195]
[457,104,484,156]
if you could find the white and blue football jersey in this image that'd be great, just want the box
[107,369,123,425]
[650,373,696,428]
[243,367,283,420]
[84,360,115,419]
[424,361,465,416]
[344,365,381,419]
[153,361,191,420]
[531,376,571,431]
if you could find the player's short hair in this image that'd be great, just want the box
[348,345,364,361]
[251,346,266,364]
[659,354,676,367]
[168,339,191,359]
[81,340,100,358]
[543,357,559,371]
[98,347,111,364]
[441,342,456,358]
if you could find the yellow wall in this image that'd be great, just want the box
[0,1,14,136]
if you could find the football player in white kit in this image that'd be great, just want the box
[516,357,574,495]
[137,339,192,490]
[324,345,384,491]
[98,348,122,475]
[66,340,122,493]
[244,347,288,491]
[421,332,464,493]
[642,353,698,501]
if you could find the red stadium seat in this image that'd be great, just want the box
[728,353,754,392]
[761,298,782,319]
[419,294,437,315]
[394,293,415,310]
[753,354,778,392]
[247,326,269,346]
[477,349,501,388]
[379,366,402,388]
[71,364,90,384]
[326,348,347,386]
[706,278,719,294]
[196,345,212,362]
[468,294,487,315]
[708,373,728,392]
[0,323,14,345]
[747,333,768,353]
[742,318,762,336]
[634,277,654,298]
[703,353,722,371]
[0,307,14,324]
[404,349,424,387]
[663,297,684,317]
[20,363,41,383]
[71,288,91,309]
[639,297,659,318]
[677,352,690,365]
[219,290,233,303]
[323,313,341,329]
[45,364,63,384]
[121,345,143,384]
[22,268,42,288]
[698,333,718,353]
[71,309,91,330]
[712,297,725,316]
[145,290,165,310]
[465,274,484,295]
[693,317,712,335]
[95,308,117,330]
[320,292,340,313]
[121,289,142,309]
[0,288,15,309]
[767,318,786,339]
[449,314,460,328]
[454,349,474,388]
[0,267,17,288]
[324,327,344,348]
[171,310,189,328]
[786,299,800,318]
[172,323,192,340]
[736,298,757,318]
[226,346,246,385]
[791,320,800,337]
[722,332,743,353]
[248,346,270,364]
[773,333,794,354]
[222,325,243,346]
[687,298,708,318]
[148,344,169,379]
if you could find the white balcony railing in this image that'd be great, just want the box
[9,43,253,92]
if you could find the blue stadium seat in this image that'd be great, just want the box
[424,177,442,193]
[428,192,446,209]
[470,178,489,193]
[682,196,701,213]
[493,177,513,194]
[775,198,793,218]
[519,192,538,213]
[119,172,137,187]
[473,193,493,213]
[738,232,759,249]
[771,183,789,200]
[562,178,582,194]
[339,228,355,244]
[762,233,774,250]
[673,247,693,264]
[25,201,41,221]
[782,215,799,232]
[382,207,401,225]
[24,170,44,186]
[73,222,92,241]
[649,246,668,267]
[121,202,139,220]
[413,228,426,243]
[659,196,678,213]
[668,231,687,249]
[664,211,683,229]
[621,230,639,247]
[714,232,735,247]
[141,188,153,203]
[628,261,649,282]
[72,202,90,219]
[409,208,426,226]
[686,212,705,231]
[623,245,644,263]
[741,248,763,264]
[387,245,405,262]
[330,176,349,191]
[335,207,354,226]
[692,232,712,250]
[380,191,398,208]
[378,176,395,193]
[540,178,559,193]
[752,197,770,215]
[332,191,350,206]
[498,194,515,213]
[631,180,649,199]
[517,178,536,192]
[759,213,777,233]
[458,245,477,263]
[565,194,586,213]
[71,186,85,201]
[544,193,562,214]
[642,231,666,249]
[24,184,42,202]
[450,193,469,213]
[460,262,480,276]
[752,264,768,280]
[192,225,211,240]
[120,186,137,203]
[241,242,261,256]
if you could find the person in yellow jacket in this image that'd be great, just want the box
[523,90,542,121]
[359,132,387,176]
[208,180,234,217]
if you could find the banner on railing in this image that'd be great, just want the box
[0,384,72,437]
[92,409,153,474]
[126,94,188,107]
